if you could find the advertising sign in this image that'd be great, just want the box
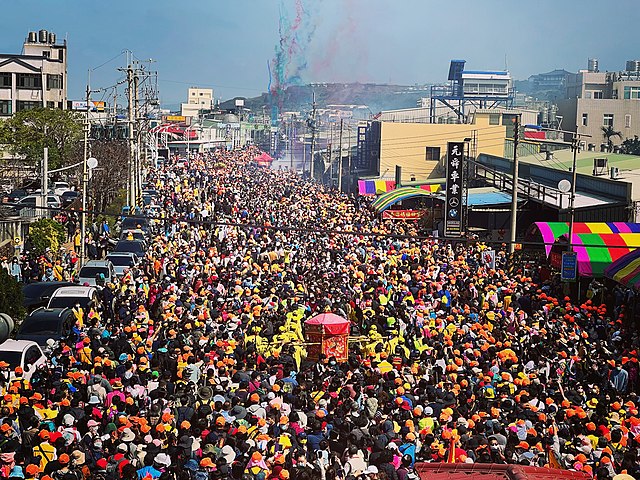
[71,100,106,112]
[163,115,187,123]
[382,209,424,221]
[444,142,464,237]
[561,251,578,282]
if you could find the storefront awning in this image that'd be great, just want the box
[529,222,640,255]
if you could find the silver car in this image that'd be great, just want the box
[105,252,139,277]
[77,260,116,286]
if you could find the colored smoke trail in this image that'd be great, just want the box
[269,0,318,117]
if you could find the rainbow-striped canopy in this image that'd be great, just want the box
[372,186,441,213]
[605,249,640,289]
[531,222,640,277]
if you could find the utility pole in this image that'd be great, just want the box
[80,82,90,267]
[337,118,344,192]
[568,134,579,252]
[41,146,48,218]
[133,67,141,207]
[310,92,317,180]
[289,117,294,170]
[126,65,135,209]
[347,124,352,193]
[508,114,521,254]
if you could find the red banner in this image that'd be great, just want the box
[382,209,424,221]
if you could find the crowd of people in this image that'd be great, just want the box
[1,146,639,480]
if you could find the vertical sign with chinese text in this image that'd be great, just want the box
[445,142,464,237]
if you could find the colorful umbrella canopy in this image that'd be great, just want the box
[604,248,640,289]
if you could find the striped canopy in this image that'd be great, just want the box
[605,249,640,289]
[358,180,396,195]
[530,222,640,277]
[372,186,439,213]
[531,222,640,255]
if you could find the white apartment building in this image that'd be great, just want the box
[0,30,68,116]
[181,87,213,118]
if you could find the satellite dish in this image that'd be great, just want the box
[558,179,571,193]
[87,157,98,169]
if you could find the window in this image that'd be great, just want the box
[593,91,603,99]
[0,100,11,116]
[624,86,640,99]
[46,101,55,108]
[603,114,614,127]
[489,114,500,125]
[46,74,62,90]
[24,346,42,367]
[582,113,588,126]
[42,51,49,58]
[626,114,632,128]
[425,146,441,161]
[16,101,41,112]
[16,73,41,89]
[0,73,11,88]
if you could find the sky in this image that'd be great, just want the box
[2,0,639,109]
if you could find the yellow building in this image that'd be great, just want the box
[378,112,508,184]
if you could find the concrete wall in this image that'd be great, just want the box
[379,118,507,183]
[478,153,631,203]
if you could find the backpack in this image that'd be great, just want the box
[106,456,126,478]
[191,470,209,480]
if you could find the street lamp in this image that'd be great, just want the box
[524,125,591,252]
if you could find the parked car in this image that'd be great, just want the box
[61,190,80,207]
[22,281,76,312]
[106,252,139,277]
[77,260,116,286]
[15,308,75,346]
[7,189,28,203]
[14,194,62,212]
[52,181,71,196]
[47,286,99,310]
[0,340,47,381]
[114,239,146,258]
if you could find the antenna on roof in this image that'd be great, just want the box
[504,53,508,71]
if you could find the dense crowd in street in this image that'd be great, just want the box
[1,146,639,480]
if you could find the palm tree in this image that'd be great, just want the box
[602,125,623,151]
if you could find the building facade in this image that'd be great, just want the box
[181,87,214,118]
[0,30,67,116]
[557,67,640,149]
[356,111,508,184]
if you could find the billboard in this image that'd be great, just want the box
[71,100,106,112]
[163,115,187,123]
[444,142,464,237]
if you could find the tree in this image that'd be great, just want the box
[0,108,83,169]
[27,218,66,255]
[0,268,24,320]
[602,125,623,150]
[67,139,130,213]
[621,136,640,156]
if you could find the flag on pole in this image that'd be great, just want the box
[446,436,457,463]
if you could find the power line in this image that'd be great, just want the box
[6,202,638,250]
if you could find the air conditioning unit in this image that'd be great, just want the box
[611,166,620,179]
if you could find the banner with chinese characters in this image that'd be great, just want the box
[445,142,464,237]
[382,209,425,221]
